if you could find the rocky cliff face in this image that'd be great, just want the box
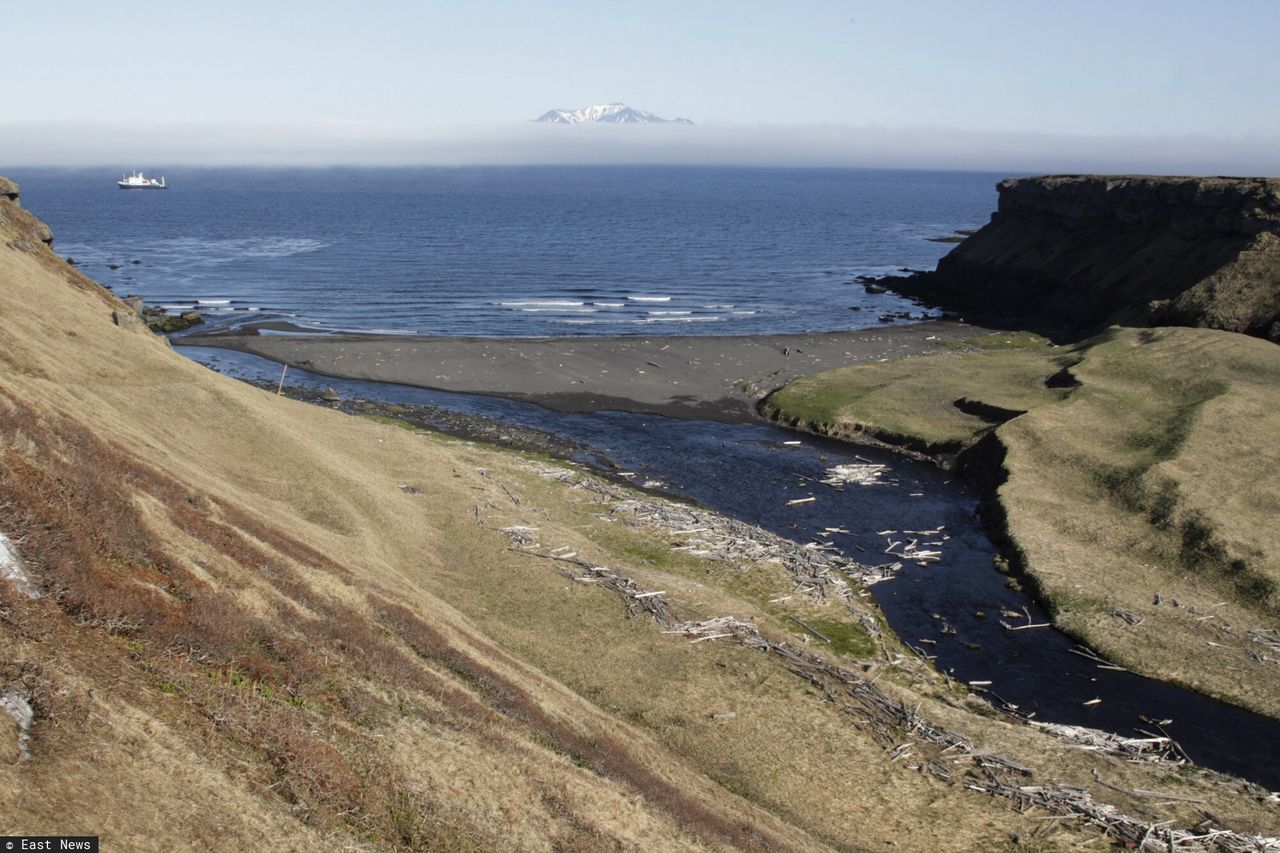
[891,175,1280,341]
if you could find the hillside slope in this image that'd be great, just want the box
[2,181,1278,850]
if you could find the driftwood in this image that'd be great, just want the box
[821,462,888,486]
[964,776,1280,852]
[1029,722,1182,765]
[496,464,1280,853]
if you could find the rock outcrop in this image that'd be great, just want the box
[889,175,1280,341]
[0,178,54,250]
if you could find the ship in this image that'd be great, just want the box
[117,170,167,190]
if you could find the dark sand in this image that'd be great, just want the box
[183,320,985,422]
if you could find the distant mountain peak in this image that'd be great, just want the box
[534,103,694,126]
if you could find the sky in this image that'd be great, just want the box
[5,0,1279,172]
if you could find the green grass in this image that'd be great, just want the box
[934,331,1054,351]
[798,617,876,659]
[762,333,1069,451]
[1002,328,1280,613]
[764,324,1280,717]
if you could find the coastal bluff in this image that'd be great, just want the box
[891,175,1280,341]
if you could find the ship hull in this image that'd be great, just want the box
[117,184,167,190]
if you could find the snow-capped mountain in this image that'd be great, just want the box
[534,103,694,125]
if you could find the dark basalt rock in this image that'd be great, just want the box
[885,175,1280,342]
[140,303,204,334]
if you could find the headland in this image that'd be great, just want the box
[885,174,1280,340]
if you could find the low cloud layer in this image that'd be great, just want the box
[4,120,1277,176]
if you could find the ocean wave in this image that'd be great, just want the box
[497,300,585,307]
[561,318,639,325]
[520,307,598,313]
[645,315,722,323]
[592,302,626,308]
[627,295,672,302]
[647,310,691,316]
[197,299,232,305]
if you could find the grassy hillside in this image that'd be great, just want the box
[2,184,1278,849]
[764,328,1280,719]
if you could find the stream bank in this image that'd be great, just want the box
[181,345,1280,789]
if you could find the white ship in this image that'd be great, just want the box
[117,170,167,189]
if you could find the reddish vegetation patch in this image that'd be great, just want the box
[0,388,479,847]
[0,386,789,848]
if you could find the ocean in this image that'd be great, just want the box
[16,166,999,337]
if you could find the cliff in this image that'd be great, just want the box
[891,175,1280,341]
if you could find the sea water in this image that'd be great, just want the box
[17,166,999,336]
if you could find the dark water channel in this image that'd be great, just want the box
[180,345,1280,790]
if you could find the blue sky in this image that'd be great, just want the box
[6,0,1278,170]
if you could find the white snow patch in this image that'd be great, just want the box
[0,533,39,599]
[0,688,34,761]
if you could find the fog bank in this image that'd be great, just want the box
[4,120,1277,176]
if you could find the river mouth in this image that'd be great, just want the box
[181,344,1280,790]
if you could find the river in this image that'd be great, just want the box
[180,345,1280,789]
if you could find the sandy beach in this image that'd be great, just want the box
[183,320,986,421]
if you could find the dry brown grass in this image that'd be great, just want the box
[0,389,480,847]
[3,187,1278,850]
[373,595,788,852]
[0,384,809,849]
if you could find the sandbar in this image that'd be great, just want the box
[182,320,985,422]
